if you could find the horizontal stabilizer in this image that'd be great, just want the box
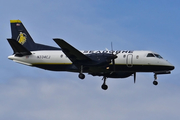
[53,38,92,64]
[7,39,32,56]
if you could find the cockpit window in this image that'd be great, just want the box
[154,54,163,59]
[147,53,163,59]
[147,53,155,57]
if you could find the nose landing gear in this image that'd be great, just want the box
[152,71,171,85]
[153,74,158,85]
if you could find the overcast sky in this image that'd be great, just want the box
[0,0,180,120]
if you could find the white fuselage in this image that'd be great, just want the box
[8,50,174,73]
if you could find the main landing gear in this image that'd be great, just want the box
[153,74,158,85]
[77,65,108,90]
[79,73,85,79]
[78,65,85,79]
[101,77,108,90]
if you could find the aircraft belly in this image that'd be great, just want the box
[114,64,173,72]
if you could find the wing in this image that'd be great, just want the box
[53,38,92,65]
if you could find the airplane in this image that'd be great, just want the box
[7,20,175,90]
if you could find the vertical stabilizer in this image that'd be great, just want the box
[10,20,36,51]
[10,20,60,51]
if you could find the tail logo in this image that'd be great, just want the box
[17,32,27,45]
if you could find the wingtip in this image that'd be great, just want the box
[53,38,64,41]
[53,38,65,43]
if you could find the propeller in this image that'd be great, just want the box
[134,72,136,83]
[111,42,117,72]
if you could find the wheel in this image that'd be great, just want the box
[101,84,108,90]
[153,81,158,85]
[78,73,85,79]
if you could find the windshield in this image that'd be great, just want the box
[147,53,155,57]
[154,54,163,59]
[147,53,163,59]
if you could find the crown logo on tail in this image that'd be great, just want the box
[17,32,27,45]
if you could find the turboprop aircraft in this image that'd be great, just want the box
[7,20,175,90]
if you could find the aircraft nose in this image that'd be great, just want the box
[169,65,175,70]
[165,60,175,71]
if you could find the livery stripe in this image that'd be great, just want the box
[32,63,72,65]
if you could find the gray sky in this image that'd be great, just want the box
[0,0,180,120]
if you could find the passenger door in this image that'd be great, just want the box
[126,54,133,67]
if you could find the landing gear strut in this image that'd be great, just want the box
[153,74,158,85]
[78,65,85,79]
[101,77,108,90]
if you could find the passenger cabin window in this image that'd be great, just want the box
[147,53,155,57]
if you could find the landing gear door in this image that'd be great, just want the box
[126,54,133,67]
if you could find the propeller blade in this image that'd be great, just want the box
[111,42,113,51]
[112,58,115,71]
[134,72,136,83]
[111,42,116,71]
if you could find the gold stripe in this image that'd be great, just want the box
[10,20,22,23]
[32,63,72,65]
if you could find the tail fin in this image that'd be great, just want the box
[9,20,60,51]
[10,20,37,51]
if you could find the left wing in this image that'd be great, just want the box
[53,38,92,65]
